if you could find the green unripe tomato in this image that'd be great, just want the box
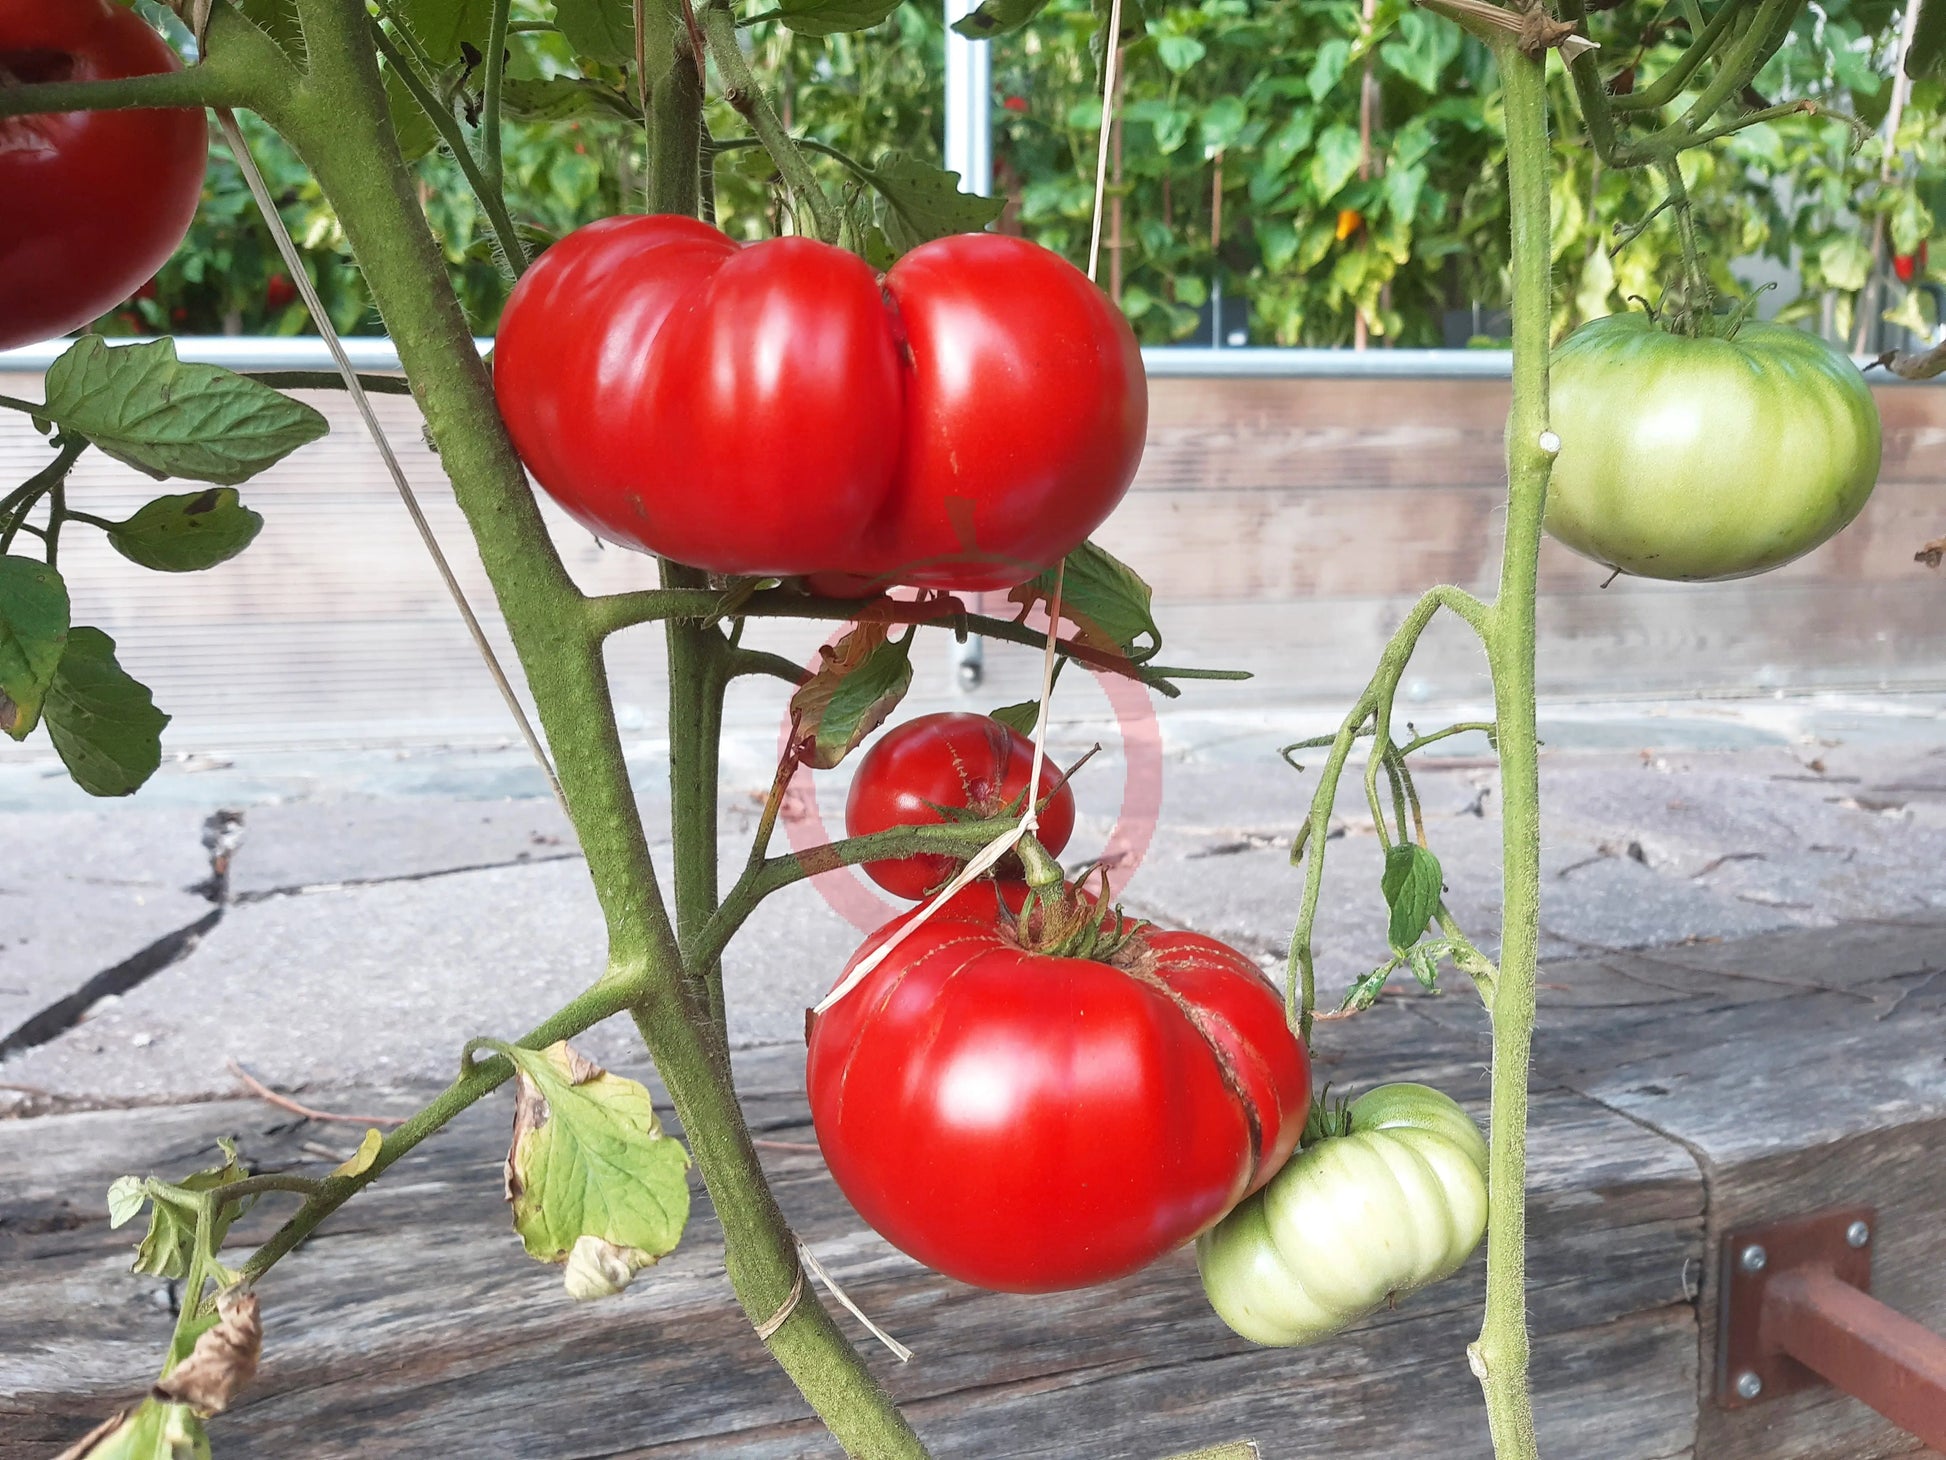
[1196,1083,1488,1347]
[1543,313,1881,582]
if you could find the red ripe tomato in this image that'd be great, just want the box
[0,0,207,351]
[806,886,1311,1292]
[844,712,1077,899]
[491,217,1146,592]
[264,272,299,311]
[1894,241,1929,285]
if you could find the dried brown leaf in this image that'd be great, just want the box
[1918,536,1946,569]
[152,1293,260,1416]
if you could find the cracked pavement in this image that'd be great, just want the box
[2,695,1943,1115]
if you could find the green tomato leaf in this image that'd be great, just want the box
[790,620,915,769]
[44,628,170,799]
[1406,937,1451,992]
[1310,122,1363,203]
[1818,234,1874,293]
[779,0,903,34]
[952,0,1050,40]
[989,700,1042,737]
[498,76,640,123]
[0,555,70,741]
[396,0,493,62]
[1381,843,1444,953]
[56,1400,211,1460]
[504,1042,692,1293]
[41,338,328,487]
[1156,32,1206,73]
[863,152,1005,256]
[127,1139,250,1280]
[106,489,264,575]
[1307,36,1351,101]
[1006,539,1162,665]
[552,0,637,60]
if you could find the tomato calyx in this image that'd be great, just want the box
[1629,280,1775,342]
[1302,1085,1356,1144]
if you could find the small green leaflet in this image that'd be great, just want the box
[106,1175,148,1229]
[42,337,328,486]
[0,555,69,740]
[498,77,639,124]
[989,701,1041,737]
[107,489,263,574]
[777,0,903,34]
[951,0,1048,39]
[54,1400,210,1460]
[394,0,493,61]
[504,1043,691,1296]
[789,621,914,770]
[864,152,1006,257]
[44,629,170,799]
[553,0,637,63]
[1007,540,1162,664]
[1381,842,1444,953]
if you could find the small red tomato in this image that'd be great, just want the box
[265,273,299,310]
[1894,241,1928,284]
[807,885,1311,1292]
[1002,95,1029,114]
[0,0,207,350]
[845,712,1077,898]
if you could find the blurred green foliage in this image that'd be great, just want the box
[95,0,1943,348]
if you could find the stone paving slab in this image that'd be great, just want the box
[0,807,217,1044]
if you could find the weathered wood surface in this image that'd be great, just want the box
[0,372,1940,756]
[7,913,1946,1458]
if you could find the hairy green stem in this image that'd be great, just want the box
[482,0,512,191]
[1608,0,1751,111]
[1468,35,1551,1459]
[698,2,839,241]
[663,562,733,1047]
[648,36,706,216]
[0,437,84,556]
[369,20,528,276]
[1658,158,1710,309]
[0,3,290,119]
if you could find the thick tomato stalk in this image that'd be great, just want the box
[845,712,1077,899]
[0,0,208,352]
[806,884,1310,1293]
[491,217,1146,591]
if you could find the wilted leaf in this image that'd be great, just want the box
[330,1128,384,1179]
[1006,540,1161,664]
[1339,961,1394,1014]
[865,152,1005,256]
[41,338,328,486]
[107,1176,148,1229]
[503,1042,691,1274]
[1877,340,1946,381]
[106,490,263,574]
[789,621,914,769]
[778,0,903,34]
[1381,843,1444,952]
[130,1139,249,1280]
[0,554,69,740]
[153,1292,260,1417]
[1918,536,1946,568]
[52,1401,209,1460]
[562,1233,661,1300]
[44,629,170,799]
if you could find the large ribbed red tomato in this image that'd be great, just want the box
[806,886,1310,1292]
[0,0,207,351]
[845,712,1077,899]
[491,217,1146,591]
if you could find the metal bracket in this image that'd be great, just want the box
[1717,1205,1946,1449]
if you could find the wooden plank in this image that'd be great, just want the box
[0,1029,1703,1460]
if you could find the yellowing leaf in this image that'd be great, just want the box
[331,1128,384,1179]
[503,1043,691,1276]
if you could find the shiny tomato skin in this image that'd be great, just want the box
[806,888,1310,1292]
[870,234,1147,590]
[844,713,1077,899]
[1545,314,1881,581]
[0,0,207,351]
[493,217,901,574]
[492,219,1145,588]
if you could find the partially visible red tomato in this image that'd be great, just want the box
[806,885,1310,1292]
[492,217,1145,591]
[265,273,299,311]
[0,0,207,351]
[844,712,1077,898]
[1894,241,1929,284]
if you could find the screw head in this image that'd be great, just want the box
[1847,1220,1871,1249]
[1739,1244,1768,1273]
[1736,1371,1764,1401]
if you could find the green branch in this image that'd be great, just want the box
[697,2,839,241]
[0,1,290,120]
[482,0,513,191]
[1609,0,1752,111]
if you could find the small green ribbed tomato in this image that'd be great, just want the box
[1195,1083,1488,1347]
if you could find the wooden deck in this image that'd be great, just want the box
[6,913,1946,1459]
[0,366,1941,756]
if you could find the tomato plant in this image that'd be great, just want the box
[0,0,206,352]
[845,712,1077,898]
[1544,312,1882,581]
[1197,1083,1489,1346]
[492,216,1145,591]
[807,884,1310,1292]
